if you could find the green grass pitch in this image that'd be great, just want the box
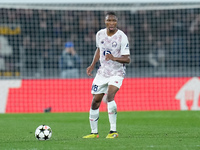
[0,111,200,150]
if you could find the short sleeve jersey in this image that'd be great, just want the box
[96,28,130,78]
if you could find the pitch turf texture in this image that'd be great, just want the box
[0,111,200,150]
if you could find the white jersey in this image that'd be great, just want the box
[96,28,130,78]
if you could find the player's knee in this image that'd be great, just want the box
[91,99,101,109]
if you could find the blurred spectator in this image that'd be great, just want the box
[52,21,62,38]
[42,41,55,69]
[188,14,200,66]
[38,19,48,38]
[149,41,165,74]
[0,55,5,71]
[59,42,81,78]
[0,35,13,56]
[23,37,39,70]
[2,8,200,77]
[0,35,14,71]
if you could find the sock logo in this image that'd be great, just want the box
[89,117,99,122]
[108,108,117,115]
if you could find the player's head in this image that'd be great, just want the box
[105,11,118,32]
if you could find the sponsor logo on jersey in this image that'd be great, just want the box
[103,50,112,56]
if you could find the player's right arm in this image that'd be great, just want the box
[86,48,100,76]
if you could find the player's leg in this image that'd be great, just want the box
[90,94,104,133]
[83,74,108,138]
[106,76,124,138]
[106,85,119,138]
[83,94,104,138]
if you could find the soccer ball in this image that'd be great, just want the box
[35,125,52,140]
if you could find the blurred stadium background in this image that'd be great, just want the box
[0,1,200,113]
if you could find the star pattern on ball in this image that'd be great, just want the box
[40,127,45,132]
[35,125,52,140]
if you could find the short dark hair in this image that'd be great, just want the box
[105,11,117,17]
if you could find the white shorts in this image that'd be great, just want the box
[91,74,124,94]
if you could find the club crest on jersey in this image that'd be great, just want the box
[101,41,104,44]
[112,41,117,47]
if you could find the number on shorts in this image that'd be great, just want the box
[92,84,98,92]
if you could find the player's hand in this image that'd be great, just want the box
[105,54,114,61]
[86,65,94,76]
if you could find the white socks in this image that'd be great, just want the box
[89,101,117,133]
[107,101,117,132]
[89,108,99,133]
